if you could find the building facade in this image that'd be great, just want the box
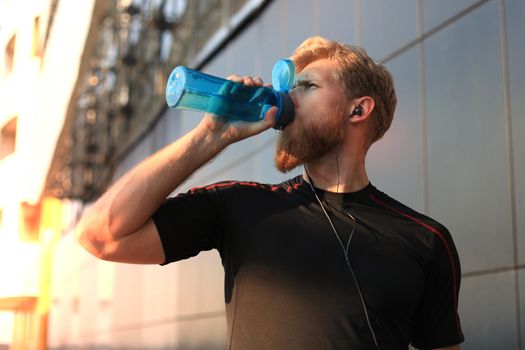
[0,0,95,348]
[2,0,524,349]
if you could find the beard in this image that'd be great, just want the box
[274,105,346,173]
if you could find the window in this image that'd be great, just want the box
[33,16,43,57]
[4,34,16,74]
[0,117,18,160]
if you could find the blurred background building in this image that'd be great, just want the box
[0,0,523,349]
[0,0,89,348]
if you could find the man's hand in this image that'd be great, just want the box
[198,74,278,149]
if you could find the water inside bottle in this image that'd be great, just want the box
[178,80,278,122]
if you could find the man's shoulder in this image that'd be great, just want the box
[369,186,450,236]
[187,175,304,195]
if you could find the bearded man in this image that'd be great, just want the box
[77,36,464,350]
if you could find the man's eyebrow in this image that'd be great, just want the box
[296,72,317,83]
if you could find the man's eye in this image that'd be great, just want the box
[294,82,316,90]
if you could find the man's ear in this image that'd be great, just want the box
[348,96,374,123]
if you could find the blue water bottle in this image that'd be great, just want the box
[165,59,296,130]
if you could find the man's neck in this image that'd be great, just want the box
[303,147,369,193]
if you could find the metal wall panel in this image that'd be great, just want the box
[425,1,513,273]
[459,271,519,349]
[173,317,227,350]
[360,0,417,60]
[367,48,423,211]
[422,0,479,31]
[282,0,317,55]
[174,252,224,316]
[515,270,525,349]
[318,0,356,43]
[506,0,525,265]
[254,0,288,76]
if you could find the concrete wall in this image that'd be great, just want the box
[48,0,525,349]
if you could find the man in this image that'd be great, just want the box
[77,36,464,349]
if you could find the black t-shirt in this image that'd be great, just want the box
[153,176,464,349]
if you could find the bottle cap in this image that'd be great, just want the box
[166,66,187,108]
[272,91,295,129]
[272,59,295,92]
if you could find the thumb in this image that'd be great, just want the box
[242,106,278,136]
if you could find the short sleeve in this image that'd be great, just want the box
[152,186,223,265]
[411,226,464,349]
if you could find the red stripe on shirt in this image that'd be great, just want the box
[190,181,301,194]
[369,194,463,338]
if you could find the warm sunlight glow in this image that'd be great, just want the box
[1,0,94,345]
[0,242,40,298]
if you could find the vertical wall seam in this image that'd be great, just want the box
[416,0,429,215]
[498,0,521,348]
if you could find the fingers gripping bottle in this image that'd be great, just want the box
[165,59,296,130]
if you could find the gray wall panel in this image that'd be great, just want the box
[111,264,147,328]
[203,43,231,78]
[283,0,317,54]
[229,23,259,77]
[256,0,290,75]
[359,0,417,60]
[520,269,525,348]
[78,260,98,338]
[367,48,423,211]
[175,251,224,316]
[506,0,525,265]
[318,0,356,43]
[422,0,478,31]
[165,108,185,145]
[250,133,301,184]
[141,265,178,322]
[151,109,169,153]
[425,1,512,273]
[114,131,156,179]
[459,272,518,349]
[174,317,227,350]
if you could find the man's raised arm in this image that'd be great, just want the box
[76,77,276,264]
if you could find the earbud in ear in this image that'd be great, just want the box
[350,105,363,116]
